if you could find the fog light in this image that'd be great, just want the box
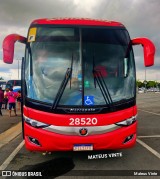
[123,134,134,144]
[28,136,41,146]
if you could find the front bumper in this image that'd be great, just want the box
[24,121,137,152]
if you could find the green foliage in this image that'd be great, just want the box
[0,77,4,80]
[146,81,156,88]
[136,80,160,89]
[136,80,144,88]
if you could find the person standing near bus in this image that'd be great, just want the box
[5,88,18,117]
[17,90,22,110]
[3,88,9,110]
[0,87,4,116]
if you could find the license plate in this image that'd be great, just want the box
[73,144,93,151]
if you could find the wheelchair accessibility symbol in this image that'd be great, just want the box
[84,96,94,106]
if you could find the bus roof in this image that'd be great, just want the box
[31,18,125,27]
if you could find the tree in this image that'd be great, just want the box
[0,77,4,80]
[136,80,144,88]
[146,81,156,88]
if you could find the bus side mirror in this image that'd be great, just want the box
[3,34,27,64]
[131,37,155,67]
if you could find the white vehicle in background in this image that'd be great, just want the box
[0,80,7,90]
[138,88,145,93]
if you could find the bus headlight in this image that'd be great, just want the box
[115,115,137,126]
[24,115,50,128]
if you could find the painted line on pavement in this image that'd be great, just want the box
[138,109,160,116]
[138,135,160,138]
[136,139,160,159]
[0,140,24,170]
[0,122,22,149]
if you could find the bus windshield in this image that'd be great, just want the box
[25,26,135,107]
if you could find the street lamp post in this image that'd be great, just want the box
[18,59,19,79]
[144,67,147,93]
[17,58,21,80]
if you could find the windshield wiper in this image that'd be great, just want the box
[51,68,72,110]
[70,53,73,89]
[51,55,73,110]
[92,59,114,109]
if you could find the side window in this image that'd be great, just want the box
[25,46,34,98]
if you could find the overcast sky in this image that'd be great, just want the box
[0,0,160,81]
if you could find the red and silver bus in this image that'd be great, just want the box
[3,18,155,152]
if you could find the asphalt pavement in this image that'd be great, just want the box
[0,107,21,134]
